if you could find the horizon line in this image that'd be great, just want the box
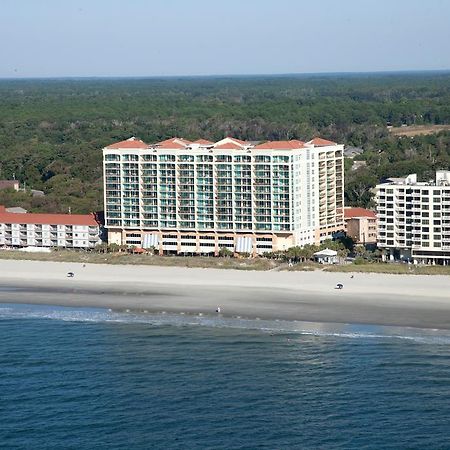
[1,68,450,81]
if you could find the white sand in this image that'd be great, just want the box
[1,259,450,329]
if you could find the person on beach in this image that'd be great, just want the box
[216,307,221,313]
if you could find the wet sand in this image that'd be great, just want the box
[1,259,450,329]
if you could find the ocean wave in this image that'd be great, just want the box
[1,303,450,344]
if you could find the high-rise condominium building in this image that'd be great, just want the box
[103,136,344,255]
[376,171,450,264]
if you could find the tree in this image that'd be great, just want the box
[218,247,233,257]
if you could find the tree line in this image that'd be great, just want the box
[0,72,449,213]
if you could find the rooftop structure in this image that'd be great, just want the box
[376,171,450,264]
[103,136,345,255]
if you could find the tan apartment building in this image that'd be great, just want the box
[344,207,377,245]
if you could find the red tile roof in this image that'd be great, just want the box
[253,140,305,150]
[192,139,213,145]
[156,142,186,149]
[226,136,246,144]
[157,137,191,145]
[156,137,192,149]
[106,137,149,149]
[308,137,337,146]
[104,136,341,151]
[213,142,244,150]
[0,211,99,226]
[344,207,376,219]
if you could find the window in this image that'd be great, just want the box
[159,154,175,162]
[216,155,232,162]
[179,155,194,162]
[123,154,139,161]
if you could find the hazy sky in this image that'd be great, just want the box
[1,0,449,77]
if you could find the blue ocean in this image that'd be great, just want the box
[1,303,450,449]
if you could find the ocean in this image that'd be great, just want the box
[1,303,450,449]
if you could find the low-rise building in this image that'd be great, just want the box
[344,207,377,245]
[0,207,102,249]
[314,248,338,264]
[376,171,450,264]
[0,180,19,191]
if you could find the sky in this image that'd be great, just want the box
[1,0,450,78]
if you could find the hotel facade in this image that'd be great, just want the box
[103,136,344,255]
[376,171,450,264]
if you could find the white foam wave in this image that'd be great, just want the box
[1,303,450,344]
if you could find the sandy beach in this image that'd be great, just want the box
[1,259,450,329]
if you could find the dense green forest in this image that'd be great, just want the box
[0,72,449,213]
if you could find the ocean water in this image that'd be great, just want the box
[1,304,450,449]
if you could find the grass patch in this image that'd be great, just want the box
[2,250,450,275]
[0,250,281,271]
[284,262,322,271]
[324,262,450,275]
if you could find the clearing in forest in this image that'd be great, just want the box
[389,124,450,136]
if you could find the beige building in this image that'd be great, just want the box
[376,171,450,264]
[344,207,377,245]
[103,136,345,255]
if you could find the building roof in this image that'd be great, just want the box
[307,137,337,146]
[0,210,99,226]
[253,140,305,150]
[6,207,27,213]
[192,139,214,145]
[344,146,364,157]
[314,248,338,256]
[106,137,150,149]
[344,207,376,219]
[104,136,340,151]
[157,137,191,146]
[213,142,244,150]
[213,137,248,148]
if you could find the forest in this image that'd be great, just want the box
[0,71,449,213]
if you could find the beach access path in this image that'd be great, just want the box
[1,260,450,330]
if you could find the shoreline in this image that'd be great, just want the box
[2,260,450,330]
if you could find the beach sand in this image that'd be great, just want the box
[1,259,450,329]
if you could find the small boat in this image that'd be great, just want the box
[67,272,75,278]
[335,283,344,290]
